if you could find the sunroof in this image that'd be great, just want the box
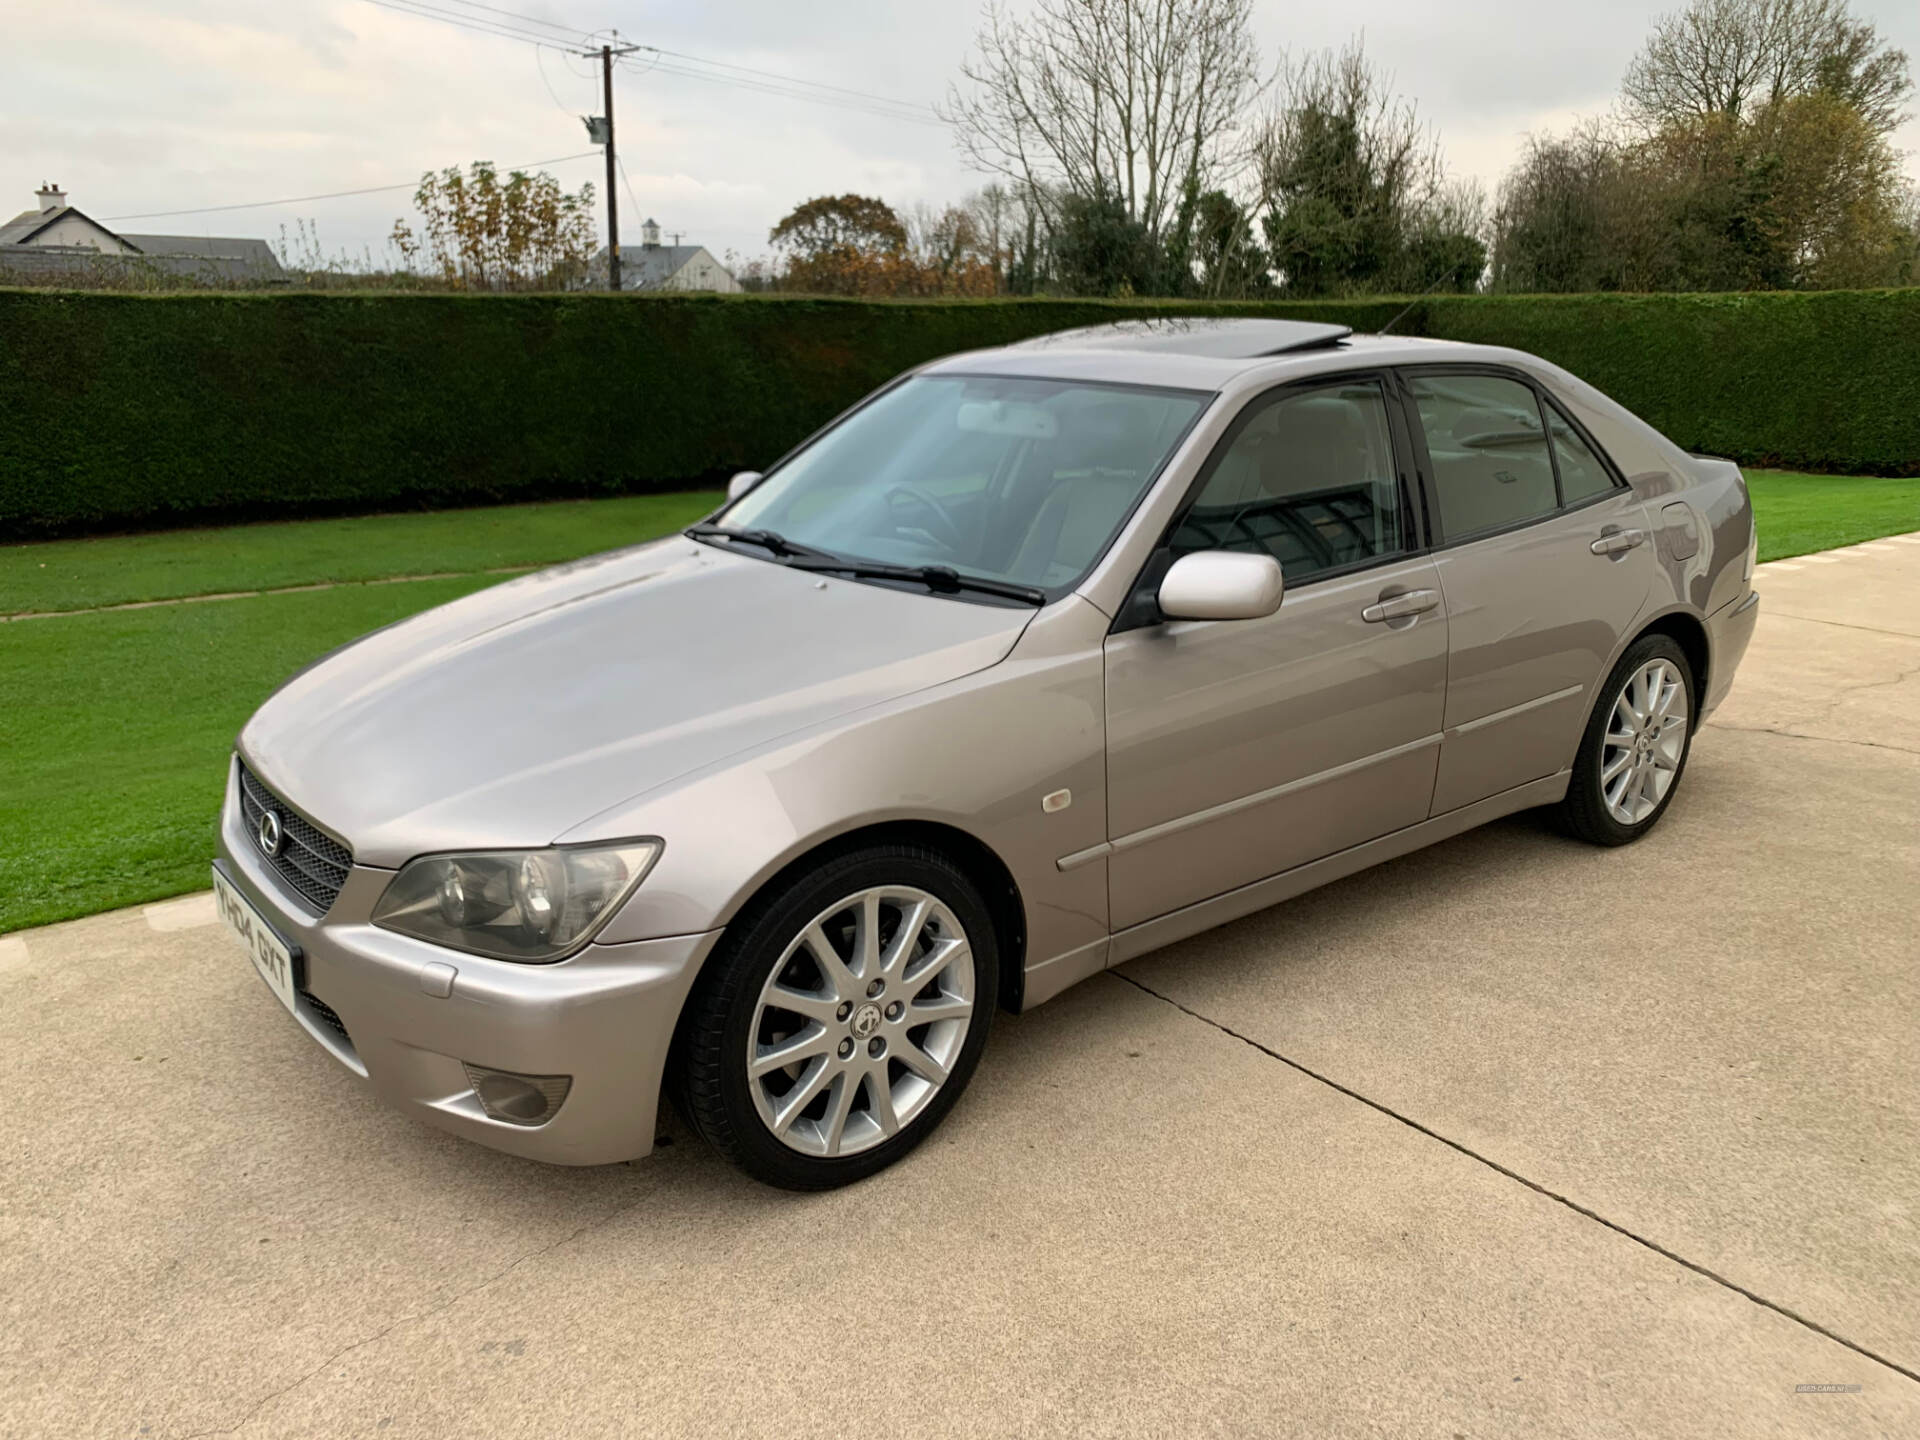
[1011,318,1353,359]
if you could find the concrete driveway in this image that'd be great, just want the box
[4,538,1917,1439]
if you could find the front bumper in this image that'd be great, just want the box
[216,761,720,1165]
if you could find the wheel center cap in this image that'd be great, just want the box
[850,1003,883,1039]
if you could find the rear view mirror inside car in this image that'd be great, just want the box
[956,401,1058,438]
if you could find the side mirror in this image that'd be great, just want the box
[1157,551,1284,622]
[726,470,763,501]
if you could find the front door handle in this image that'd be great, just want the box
[1362,589,1439,623]
[1590,527,1646,557]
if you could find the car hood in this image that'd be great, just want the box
[240,538,1034,867]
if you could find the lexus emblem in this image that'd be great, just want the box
[257,808,285,858]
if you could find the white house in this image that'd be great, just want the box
[0,183,285,283]
[598,218,740,292]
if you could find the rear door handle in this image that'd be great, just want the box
[1362,589,1439,623]
[1590,528,1646,556]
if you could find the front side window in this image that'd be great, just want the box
[1408,373,1559,541]
[1171,379,1407,584]
[721,375,1207,592]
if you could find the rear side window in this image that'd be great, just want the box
[1408,374,1557,541]
[1546,403,1619,504]
[1171,379,1407,585]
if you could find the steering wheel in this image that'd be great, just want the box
[883,484,965,554]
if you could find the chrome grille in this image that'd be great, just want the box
[237,761,352,913]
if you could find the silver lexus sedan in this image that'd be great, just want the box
[214,318,1760,1189]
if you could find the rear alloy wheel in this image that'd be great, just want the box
[1555,634,1696,846]
[1599,657,1689,825]
[674,845,998,1189]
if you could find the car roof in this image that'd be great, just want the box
[1008,317,1355,359]
[924,321,1519,392]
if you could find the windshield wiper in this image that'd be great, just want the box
[784,557,1047,606]
[685,523,841,562]
[688,524,1045,605]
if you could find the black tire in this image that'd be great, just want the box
[1555,633,1696,846]
[672,842,999,1190]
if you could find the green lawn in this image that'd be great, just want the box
[0,493,716,934]
[0,578,496,933]
[0,491,721,615]
[2,469,1915,935]
[1748,469,1920,562]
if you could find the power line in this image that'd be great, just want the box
[533,42,588,116]
[101,152,600,221]
[621,53,943,127]
[353,0,943,128]
[430,0,594,41]
[615,153,645,231]
[638,44,930,117]
[358,0,590,50]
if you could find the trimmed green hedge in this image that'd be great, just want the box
[1416,290,1920,480]
[2,287,1915,538]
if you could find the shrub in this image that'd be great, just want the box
[1,287,1914,539]
[1416,289,1920,476]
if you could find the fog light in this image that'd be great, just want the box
[462,1064,572,1126]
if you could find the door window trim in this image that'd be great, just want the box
[1113,368,1429,633]
[1392,363,1630,552]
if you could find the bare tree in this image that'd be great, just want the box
[942,0,1264,243]
[1491,124,1677,292]
[963,183,1017,282]
[1623,0,1911,134]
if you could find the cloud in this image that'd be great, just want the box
[2,0,1914,266]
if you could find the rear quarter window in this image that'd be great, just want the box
[1547,405,1619,504]
[1407,374,1559,540]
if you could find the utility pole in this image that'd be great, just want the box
[601,45,620,291]
[583,38,641,291]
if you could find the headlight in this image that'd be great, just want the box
[371,840,661,962]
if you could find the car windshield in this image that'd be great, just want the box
[717,374,1209,592]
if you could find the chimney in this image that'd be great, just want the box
[36,183,67,213]
[641,217,661,249]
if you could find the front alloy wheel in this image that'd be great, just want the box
[747,886,975,1158]
[674,844,998,1189]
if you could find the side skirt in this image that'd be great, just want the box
[1017,935,1112,1012]
[1108,771,1569,966]
[1014,769,1572,1011]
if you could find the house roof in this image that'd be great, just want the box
[1,199,285,281]
[610,243,710,288]
[120,234,283,274]
[0,210,45,245]
[0,203,123,247]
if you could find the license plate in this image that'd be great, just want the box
[213,866,300,1016]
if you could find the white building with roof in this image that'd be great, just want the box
[596,218,739,292]
[0,184,285,284]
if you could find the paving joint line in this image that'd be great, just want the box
[1110,968,1920,1387]
[1705,720,1920,758]
[1764,610,1920,642]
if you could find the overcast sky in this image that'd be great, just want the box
[4,0,1917,268]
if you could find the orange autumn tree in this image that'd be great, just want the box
[391,162,597,291]
[769,194,999,296]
